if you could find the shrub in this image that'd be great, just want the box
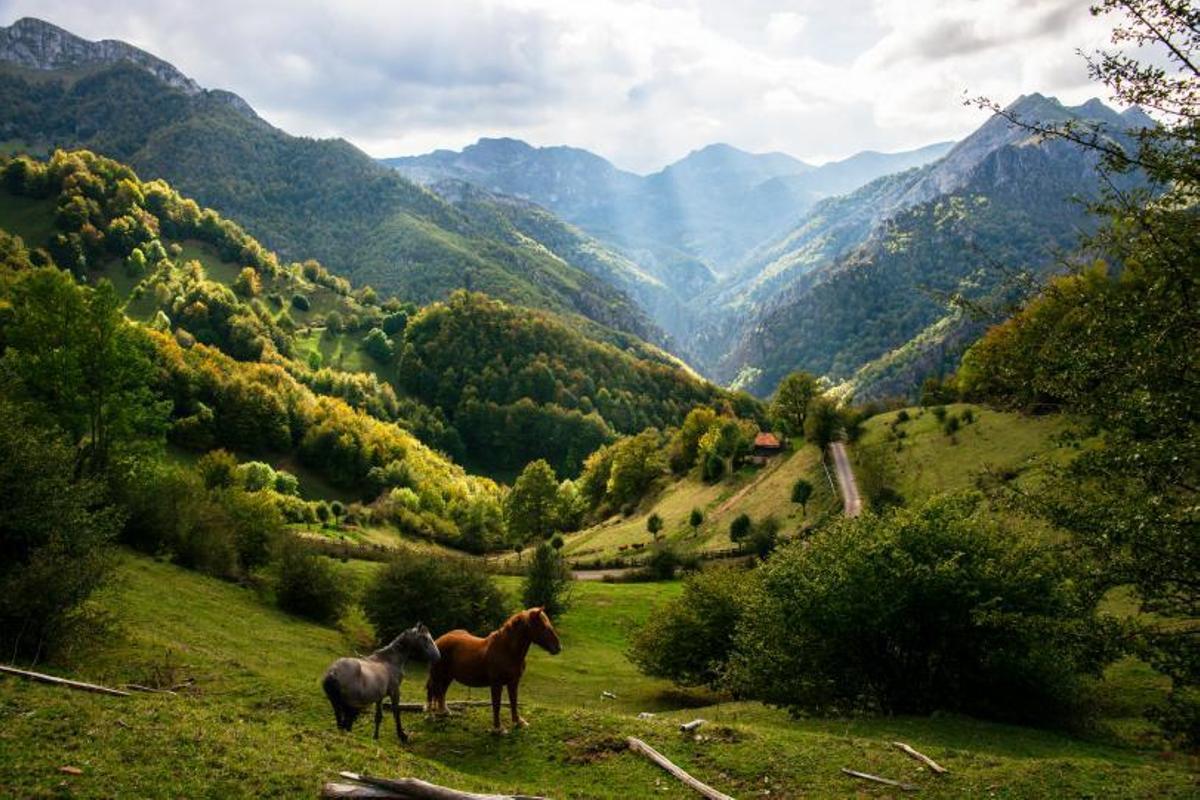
[728,494,1114,724]
[0,410,121,660]
[273,471,300,496]
[236,461,276,492]
[943,414,961,436]
[275,537,349,624]
[222,488,284,573]
[647,513,663,539]
[291,293,310,311]
[729,513,752,543]
[522,541,573,618]
[197,448,238,489]
[631,567,751,689]
[895,409,910,423]
[689,508,703,531]
[932,405,948,423]
[790,478,812,509]
[364,553,510,640]
[170,494,239,579]
[114,459,204,554]
[745,516,780,559]
[641,544,697,581]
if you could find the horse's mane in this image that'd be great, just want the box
[492,608,536,639]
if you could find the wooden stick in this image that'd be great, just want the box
[335,772,549,800]
[123,683,177,695]
[0,665,129,697]
[892,741,947,774]
[840,768,917,791]
[625,738,735,800]
[322,784,402,799]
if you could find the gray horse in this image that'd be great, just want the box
[322,623,440,742]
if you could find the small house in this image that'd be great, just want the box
[749,432,784,464]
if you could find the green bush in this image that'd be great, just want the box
[291,293,310,311]
[0,408,122,660]
[744,516,780,559]
[363,553,510,640]
[222,488,284,573]
[727,494,1114,724]
[630,567,751,689]
[641,544,698,580]
[197,448,238,489]
[729,513,752,542]
[522,541,573,618]
[275,537,349,624]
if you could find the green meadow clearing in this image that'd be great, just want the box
[1,552,1194,799]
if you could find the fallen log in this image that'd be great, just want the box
[330,772,549,799]
[123,683,177,695]
[679,719,706,733]
[0,665,129,697]
[892,741,947,774]
[323,784,406,799]
[626,738,734,800]
[840,768,917,791]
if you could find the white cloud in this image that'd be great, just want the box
[0,0,1126,171]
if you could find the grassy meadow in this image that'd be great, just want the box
[1,552,1194,799]
[562,444,839,565]
[852,404,1077,504]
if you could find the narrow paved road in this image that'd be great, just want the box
[829,441,863,517]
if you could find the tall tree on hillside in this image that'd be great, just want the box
[961,0,1200,745]
[1,269,166,474]
[506,459,561,544]
[770,371,820,437]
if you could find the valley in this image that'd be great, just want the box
[0,4,1196,799]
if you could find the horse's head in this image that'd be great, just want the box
[410,623,444,662]
[391,622,441,664]
[526,607,561,655]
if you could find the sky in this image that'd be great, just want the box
[1,0,1124,173]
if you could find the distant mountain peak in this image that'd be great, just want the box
[0,16,202,95]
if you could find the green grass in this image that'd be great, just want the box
[0,189,56,247]
[1,553,1192,798]
[563,445,836,564]
[293,327,383,378]
[853,403,1076,504]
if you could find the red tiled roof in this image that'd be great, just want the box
[754,432,781,448]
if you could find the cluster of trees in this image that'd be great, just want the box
[395,292,732,474]
[950,0,1199,745]
[0,149,391,366]
[633,494,1115,725]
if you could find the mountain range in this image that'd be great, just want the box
[0,16,668,347]
[0,16,1150,400]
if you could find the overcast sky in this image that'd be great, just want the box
[2,0,1123,172]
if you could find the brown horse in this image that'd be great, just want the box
[426,607,561,733]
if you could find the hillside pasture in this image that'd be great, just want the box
[0,553,1192,798]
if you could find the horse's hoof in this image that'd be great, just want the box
[399,733,410,744]
[491,727,507,736]
[515,717,529,728]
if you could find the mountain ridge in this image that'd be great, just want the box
[0,17,669,348]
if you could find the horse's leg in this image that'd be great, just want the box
[490,683,504,733]
[391,688,408,743]
[507,680,528,728]
[373,700,383,740]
